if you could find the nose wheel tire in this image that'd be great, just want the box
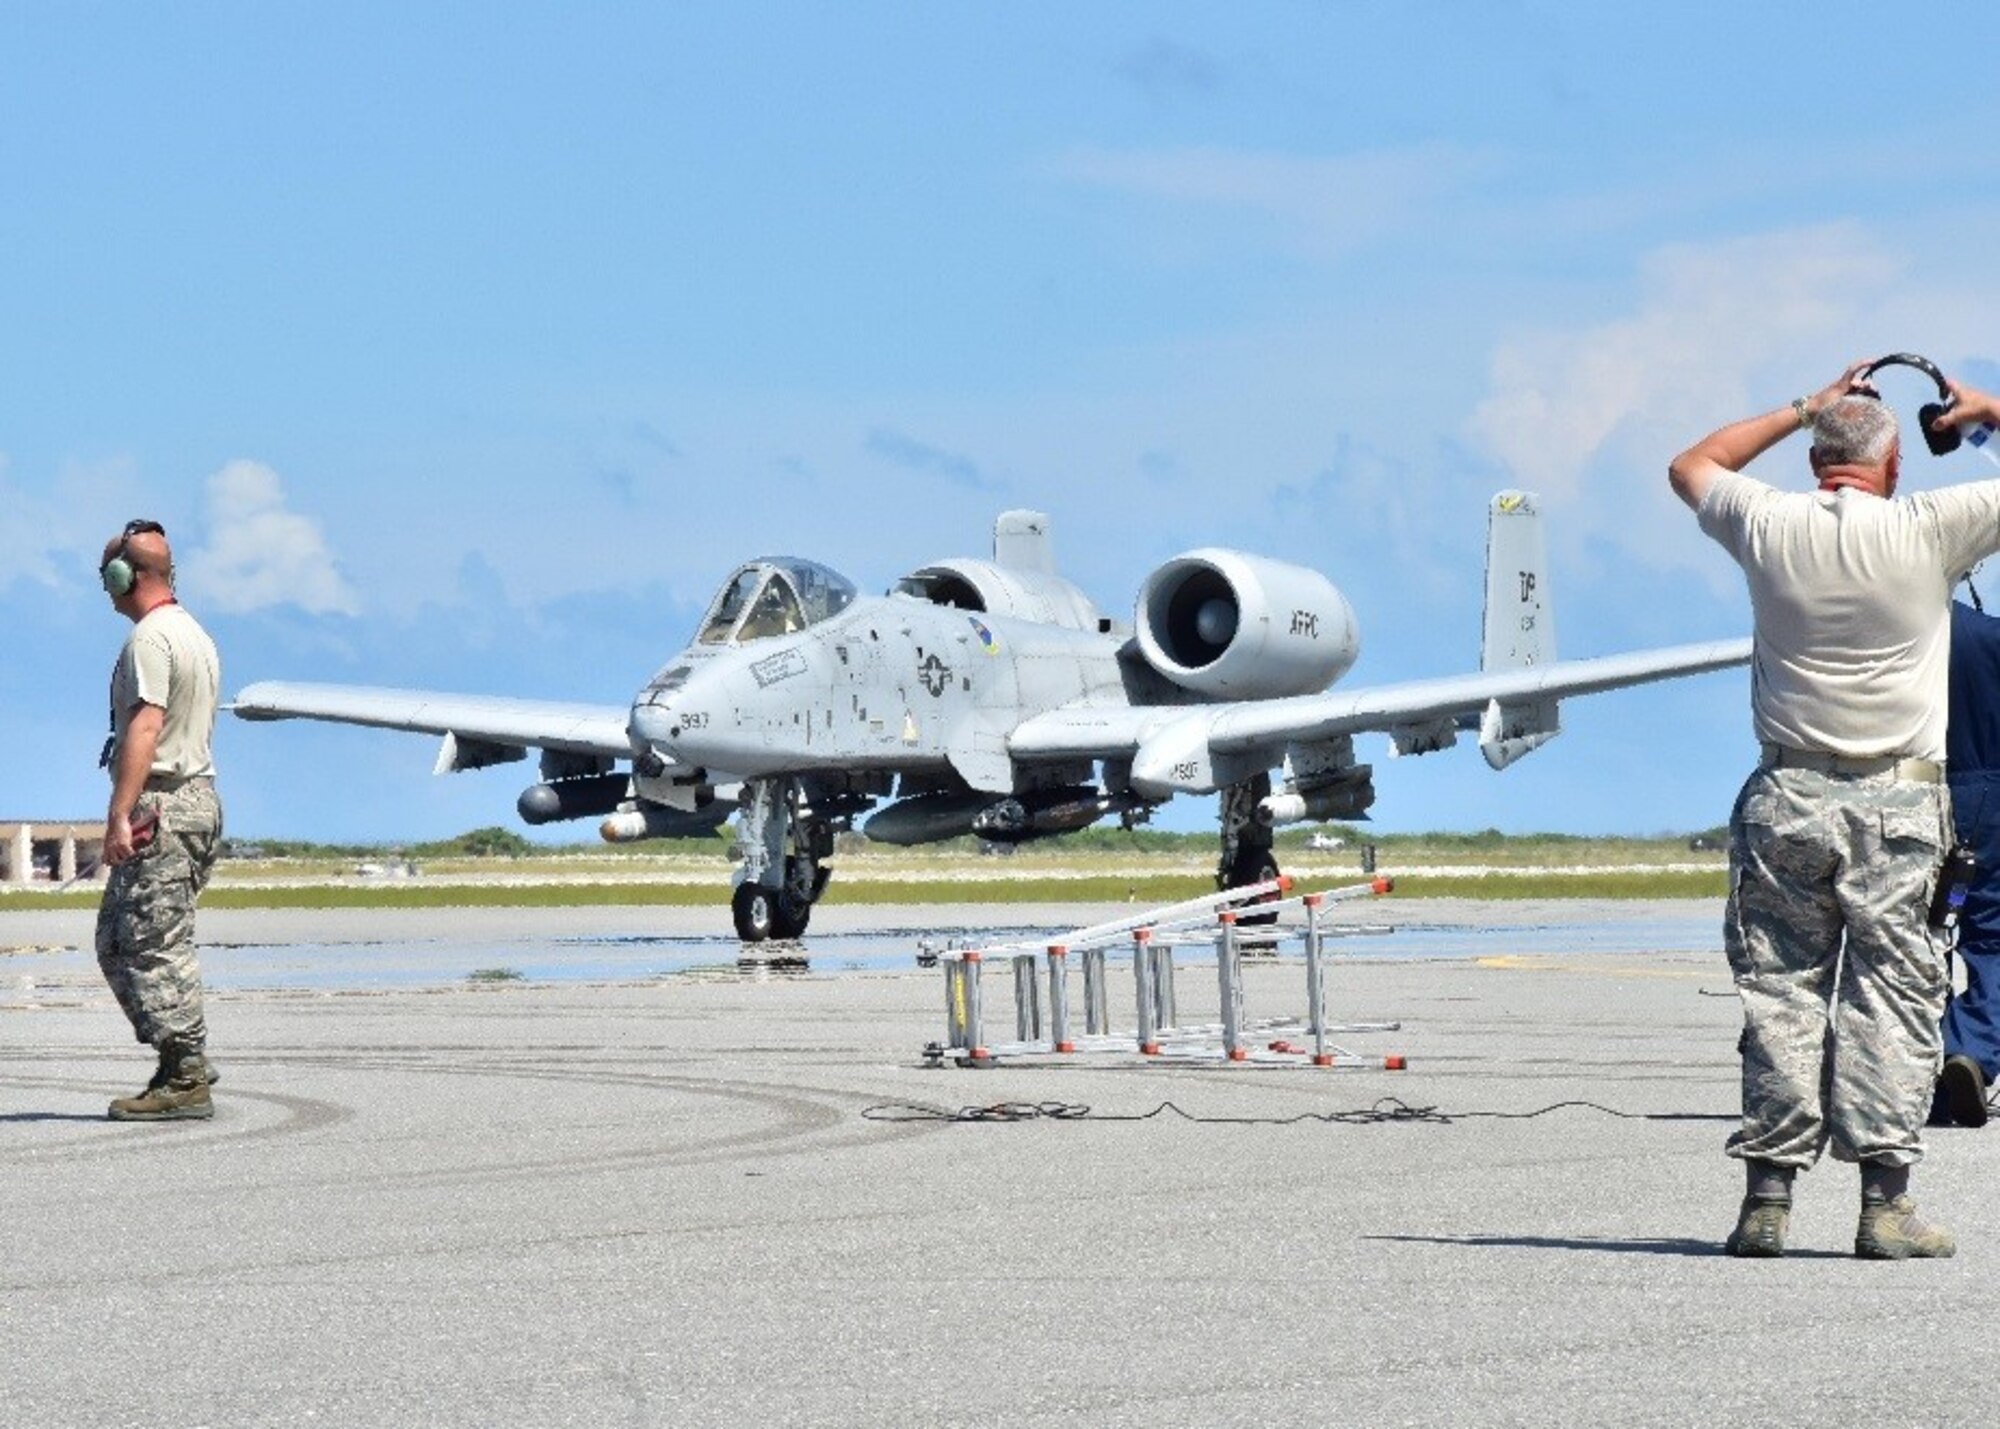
[732,883,777,942]
[770,894,812,940]
[735,856,830,942]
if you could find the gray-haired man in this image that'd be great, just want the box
[1670,360,2000,1258]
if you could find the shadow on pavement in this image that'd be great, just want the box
[0,1111,110,1124]
[1365,1232,1850,1260]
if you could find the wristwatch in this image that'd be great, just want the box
[1791,397,1813,430]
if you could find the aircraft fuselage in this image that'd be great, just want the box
[627,594,1130,795]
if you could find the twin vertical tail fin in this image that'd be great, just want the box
[1482,491,1554,671]
[993,510,1055,573]
[1478,491,1561,769]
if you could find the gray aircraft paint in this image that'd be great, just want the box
[232,497,1751,938]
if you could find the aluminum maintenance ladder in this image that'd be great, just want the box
[926,877,1406,1069]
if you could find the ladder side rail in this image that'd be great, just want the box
[1046,944,1074,1053]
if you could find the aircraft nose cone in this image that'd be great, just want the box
[629,700,677,748]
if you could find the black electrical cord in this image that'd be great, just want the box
[860,1097,1712,1127]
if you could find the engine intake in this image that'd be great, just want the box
[1135,549,1359,698]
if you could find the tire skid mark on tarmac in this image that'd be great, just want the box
[1,1039,942,1181]
[343,1059,846,1187]
[305,1055,941,1187]
[38,1049,940,1188]
[0,1074,354,1163]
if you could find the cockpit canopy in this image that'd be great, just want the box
[695,558,858,645]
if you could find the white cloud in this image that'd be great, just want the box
[1467,222,1999,582]
[180,460,359,615]
[0,454,147,593]
[1475,224,1897,501]
[1048,141,1495,261]
[0,454,60,590]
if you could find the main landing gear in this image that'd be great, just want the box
[1218,772,1281,926]
[732,777,835,942]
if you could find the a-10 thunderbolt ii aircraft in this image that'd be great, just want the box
[232,496,1750,941]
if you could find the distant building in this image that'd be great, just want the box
[1,820,108,887]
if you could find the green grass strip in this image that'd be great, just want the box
[1383,870,1727,900]
[2,867,1725,912]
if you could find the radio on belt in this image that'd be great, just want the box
[1930,842,1978,932]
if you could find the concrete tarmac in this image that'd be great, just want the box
[3,898,1995,1428]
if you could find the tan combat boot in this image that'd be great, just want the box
[109,1042,214,1122]
[1724,1194,1791,1258]
[139,1047,219,1091]
[1854,1195,1956,1260]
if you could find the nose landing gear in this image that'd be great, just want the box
[732,777,837,942]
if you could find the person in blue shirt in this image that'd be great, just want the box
[1934,381,2000,1128]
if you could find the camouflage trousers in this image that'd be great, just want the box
[1724,766,1951,1169]
[95,778,221,1049]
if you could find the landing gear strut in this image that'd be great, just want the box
[1218,772,1281,926]
[733,777,836,943]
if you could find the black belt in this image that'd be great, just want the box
[142,774,213,793]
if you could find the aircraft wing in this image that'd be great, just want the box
[1008,637,1752,795]
[231,681,632,765]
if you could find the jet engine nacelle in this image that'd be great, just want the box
[895,560,1101,632]
[1135,549,1360,698]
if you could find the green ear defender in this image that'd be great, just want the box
[101,519,165,597]
[100,556,136,597]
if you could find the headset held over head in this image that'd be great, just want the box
[1856,353,1966,457]
[100,519,165,598]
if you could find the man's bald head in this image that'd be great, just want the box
[101,520,174,607]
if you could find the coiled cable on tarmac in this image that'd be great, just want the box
[859,1098,1722,1126]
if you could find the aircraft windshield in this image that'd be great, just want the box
[695,559,858,645]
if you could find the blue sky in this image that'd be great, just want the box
[5,3,1999,843]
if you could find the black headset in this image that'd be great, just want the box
[100,519,166,598]
[1858,353,1962,457]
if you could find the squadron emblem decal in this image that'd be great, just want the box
[969,616,999,655]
